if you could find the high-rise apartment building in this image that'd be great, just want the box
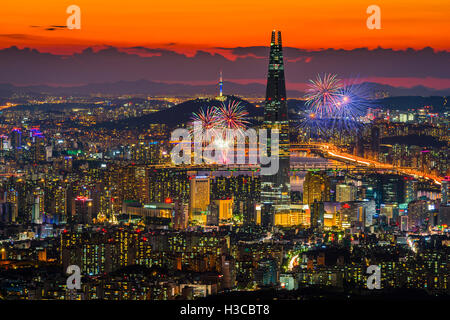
[303,171,330,205]
[189,176,210,225]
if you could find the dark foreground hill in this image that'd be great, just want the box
[97,95,264,130]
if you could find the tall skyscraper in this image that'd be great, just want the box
[371,125,380,156]
[189,176,210,225]
[174,199,189,230]
[10,128,21,150]
[381,174,405,204]
[303,171,330,205]
[441,179,449,205]
[261,30,291,227]
[336,184,357,202]
[31,129,46,163]
[404,178,418,204]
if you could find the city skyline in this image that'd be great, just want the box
[0,1,448,308]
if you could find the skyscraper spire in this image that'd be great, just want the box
[261,30,291,228]
[265,30,287,116]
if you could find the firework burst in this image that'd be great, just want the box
[335,79,371,118]
[304,73,343,117]
[189,107,220,136]
[215,100,250,163]
[331,78,372,131]
[188,100,250,164]
[217,100,249,130]
[300,75,372,136]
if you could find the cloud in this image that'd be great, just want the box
[0,34,36,40]
[0,45,448,90]
[29,25,67,31]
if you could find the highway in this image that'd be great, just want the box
[310,142,444,185]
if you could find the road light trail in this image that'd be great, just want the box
[317,142,444,185]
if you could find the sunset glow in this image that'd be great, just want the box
[0,0,449,54]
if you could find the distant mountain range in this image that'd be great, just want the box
[0,80,449,99]
[1,46,449,91]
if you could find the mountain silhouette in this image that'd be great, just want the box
[97,95,263,129]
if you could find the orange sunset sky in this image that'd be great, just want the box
[0,0,449,54]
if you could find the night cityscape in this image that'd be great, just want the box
[0,0,449,314]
